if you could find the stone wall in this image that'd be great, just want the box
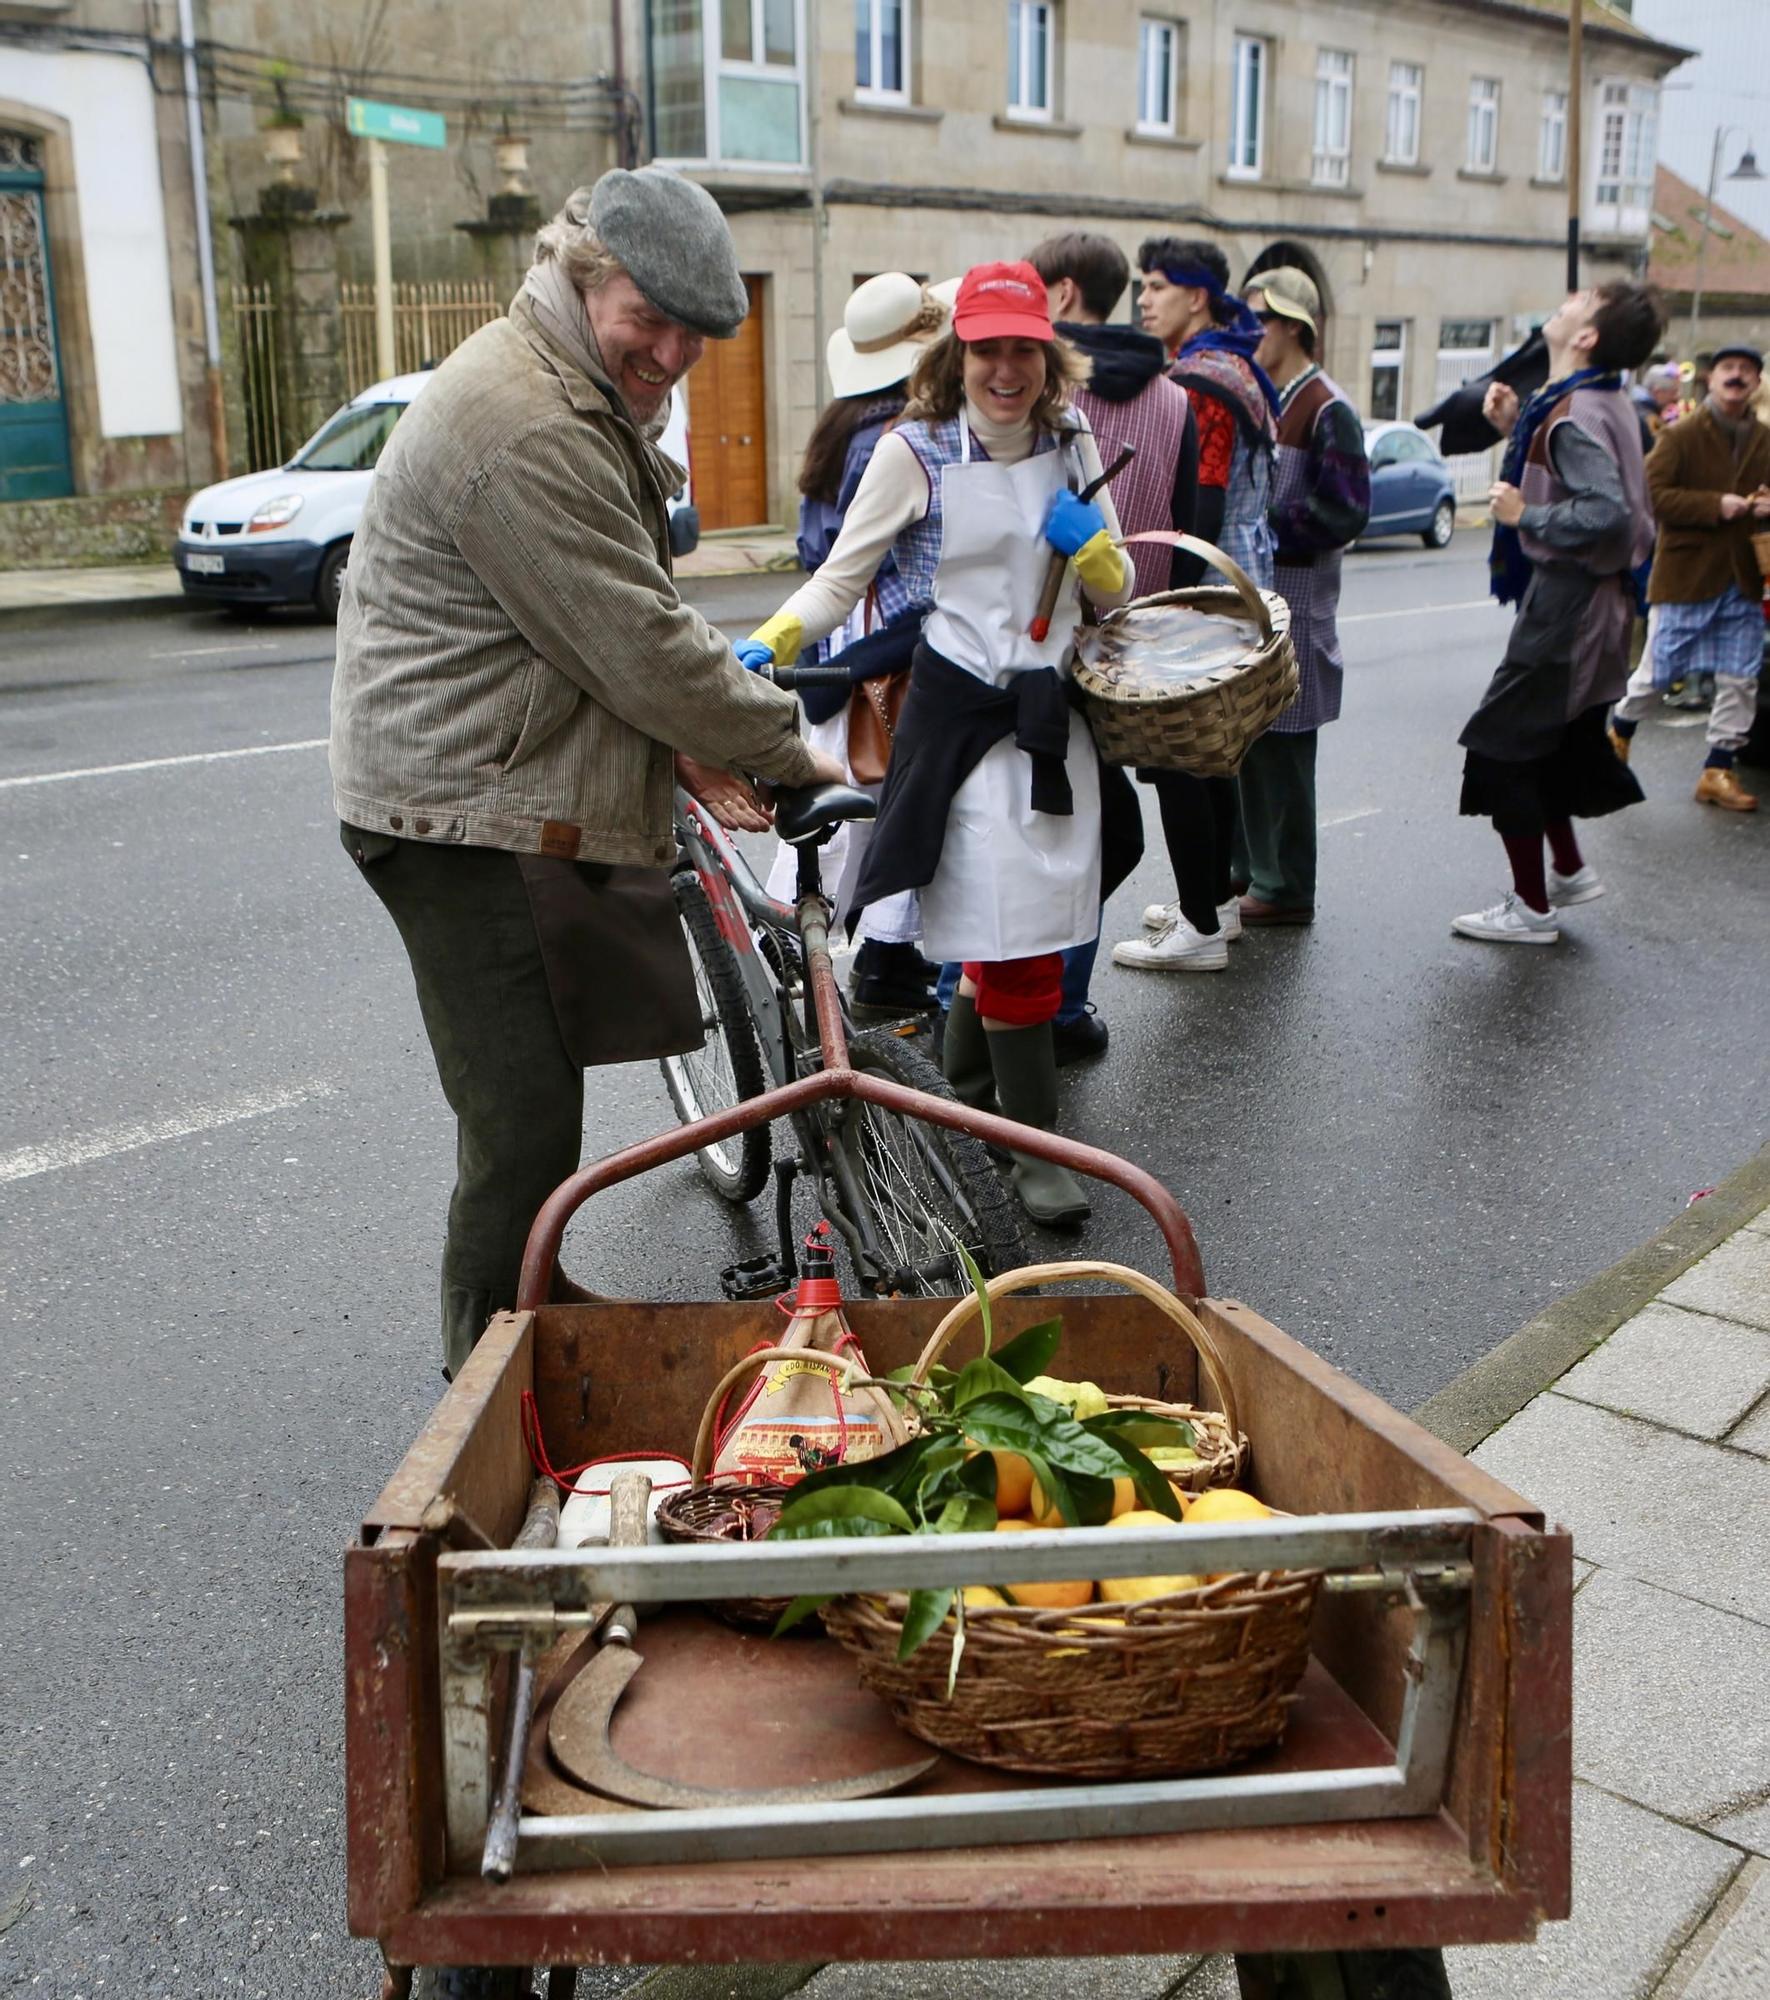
[0,489,186,570]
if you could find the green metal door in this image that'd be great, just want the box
[0,131,74,501]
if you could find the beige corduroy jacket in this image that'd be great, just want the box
[329,292,814,866]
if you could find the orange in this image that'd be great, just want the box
[1110,1475,1140,1517]
[1178,1487,1276,1581]
[989,1517,1093,1609]
[975,1447,1034,1518]
[1026,1476,1066,1528]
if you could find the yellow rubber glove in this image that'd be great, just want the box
[1072,529,1127,600]
[746,609,805,667]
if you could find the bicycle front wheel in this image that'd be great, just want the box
[833,1027,1028,1296]
[658,873,772,1203]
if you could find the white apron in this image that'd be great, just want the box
[916,424,1101,963]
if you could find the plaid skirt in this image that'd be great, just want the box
[1648,587,1763,688]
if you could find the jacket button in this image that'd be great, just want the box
[389,814,403,831]
[414,817,432,836]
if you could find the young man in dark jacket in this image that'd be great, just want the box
[1026,231,1198,1045]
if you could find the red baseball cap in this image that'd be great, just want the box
[952,261,1055,343]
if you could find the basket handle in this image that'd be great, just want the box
[1117,532,1274,644]
[909,1261,1239,1440]
[690,1345,862,1484]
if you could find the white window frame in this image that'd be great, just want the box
[1466,76,1500,174]
[855,0,910,104]
[652,0,809,171]
[1369,320,1407,424]
[1136,16,1180,137]
[1228,34,1266,179]
[1593,78,1658,233]
[1313,49,1354,187]
[1385,61,1422,166]
[1436,320,1499,501]
[1538,88,1567,182]
[1006,0,1055,122]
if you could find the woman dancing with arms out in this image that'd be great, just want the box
[737,263,1133,1228]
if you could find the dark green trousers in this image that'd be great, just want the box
[1234,729,1320,909]
[344,826,583,1377]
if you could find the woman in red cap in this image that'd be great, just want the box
[738,260,1133,1227]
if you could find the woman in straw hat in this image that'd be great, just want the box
[739,262,1134,1228]
[764,273,950,1014]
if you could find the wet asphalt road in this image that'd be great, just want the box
[2,533,1766,1996]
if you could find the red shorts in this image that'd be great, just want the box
[962,955,1064,1027]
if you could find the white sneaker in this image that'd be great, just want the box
[1217,897,1243,941]
[1450,892,1560,945]
[1141,899,1179,931]
[1113,914,1230,972]
[1547,864,1604,907]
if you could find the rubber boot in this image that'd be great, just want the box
[941,992,997,1112]
[984,1021,1092,1228]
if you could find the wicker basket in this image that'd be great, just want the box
[654,1478,797,1632]
[820,1262,1311,1780]
[1072,533,1297,779]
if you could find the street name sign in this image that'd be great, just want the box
[346,98,446,150]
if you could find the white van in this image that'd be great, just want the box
[174,373,698,620]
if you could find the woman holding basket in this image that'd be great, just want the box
[737,262,1133,1228]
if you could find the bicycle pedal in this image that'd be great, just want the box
[719,1254,794,1301]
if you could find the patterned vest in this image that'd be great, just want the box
[893,413,1066,607]
[1071,377,1190,599]
[1520,387,1651,578]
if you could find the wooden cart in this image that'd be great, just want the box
[344,1117,1569,2000]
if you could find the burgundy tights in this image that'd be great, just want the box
[1501,820,1583,914]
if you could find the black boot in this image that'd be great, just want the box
[984,1022,1091,1228]
[941,992,996,1111]
[850,940,939,1014]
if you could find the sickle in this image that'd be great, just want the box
[1031,445,1137,640]
[547,1469,937,1810]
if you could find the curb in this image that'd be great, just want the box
[1412,1142,1770,1454]
[0,589,188,630]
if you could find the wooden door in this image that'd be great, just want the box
[686,276,767,529]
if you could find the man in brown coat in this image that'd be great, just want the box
[1611,344,1770,810]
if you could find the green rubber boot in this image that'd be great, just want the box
[984,1021,1091,1229]
[941,992,997,1112]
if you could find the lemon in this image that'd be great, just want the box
[1180,1489,1273,1524]
[961,1586,1009,1610]
[1097,1506,1203,1602]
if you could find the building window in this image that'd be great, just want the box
[1538,89,1567,182]
[1137,17,1181,136]
[1228,34,1266,178]
[1594,80,1657,230]
[1007,1,1055,121]
[1466,77,1500,174]
[1385,61,1422,166]
[855,0,908,101]
[1437,318,1499,499]
[1369,320,1407,422]
[648,0,805,165]
[1313,49,1354,186]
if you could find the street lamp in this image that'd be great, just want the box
[1689,129,1765,359]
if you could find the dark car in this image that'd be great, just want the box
[1360,421,1458,549]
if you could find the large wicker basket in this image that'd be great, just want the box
[1072,533,1297,779]
[820,1262,1315,1779]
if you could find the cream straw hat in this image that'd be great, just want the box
[826,272,951,399]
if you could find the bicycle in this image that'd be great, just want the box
[659,663,1028,1299]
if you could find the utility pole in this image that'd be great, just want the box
[1567,0,1583,292]
[368,139,396,381]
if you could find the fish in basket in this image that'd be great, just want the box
[1071,532,1298,780]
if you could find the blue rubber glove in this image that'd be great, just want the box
[734,639,775,672]
[1043,488,1108,557]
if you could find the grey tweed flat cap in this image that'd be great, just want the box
[589,167,748,340]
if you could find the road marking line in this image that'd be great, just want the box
[0,738,327,790]
[147,642,280,659]
[0,1080,338,1185]
[1340,598,1496,625]
[1322,807,1382,828]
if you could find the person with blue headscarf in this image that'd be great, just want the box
[1451,281,1663,946]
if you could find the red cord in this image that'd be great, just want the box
[519,1390,690,1496]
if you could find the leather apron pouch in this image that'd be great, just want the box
[516,855,701,1067]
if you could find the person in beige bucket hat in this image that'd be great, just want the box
[826,272,951,400]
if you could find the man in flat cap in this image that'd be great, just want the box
[331,167,840,1377]
[1612,342,1770,811]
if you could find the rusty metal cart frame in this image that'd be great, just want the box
[344,793,1571,1996]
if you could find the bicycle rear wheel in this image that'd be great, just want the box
[658,873,772,1203]
[832,1027,1028,1295]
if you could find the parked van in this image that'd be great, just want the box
[175,373,698,620]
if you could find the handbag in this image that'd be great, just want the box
[845,586,911,786]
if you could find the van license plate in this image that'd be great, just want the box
[187,553,226,575]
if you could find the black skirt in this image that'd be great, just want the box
[1459,702,1644,833]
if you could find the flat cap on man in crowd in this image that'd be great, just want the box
[589,166,750,340]
[1251,266,1320,334]
[1710,343,1764,372]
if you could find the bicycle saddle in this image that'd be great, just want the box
[773,781,878,846]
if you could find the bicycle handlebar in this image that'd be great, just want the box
[763,662,853,692]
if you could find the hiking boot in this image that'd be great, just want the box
[849,940,939,1013]
[1694,766,1758,812]
[1607,726,1632,765]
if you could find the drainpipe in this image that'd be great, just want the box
[177,0,229,478]
[806,0,826,411]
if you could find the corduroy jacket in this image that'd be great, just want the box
[1644,406,1770,607]
[330,292,815,866]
